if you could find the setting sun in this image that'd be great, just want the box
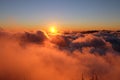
[50,26,57,34]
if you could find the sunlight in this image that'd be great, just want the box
[49,26,57,34]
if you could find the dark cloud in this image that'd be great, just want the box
[80,30,99,34]
[17,30,49,47]
[70,34,108,54]
[50,35,70,47]
[93,31,120,53]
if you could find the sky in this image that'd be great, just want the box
[0,0,120,30]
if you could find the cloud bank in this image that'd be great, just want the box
[0,29,120,80]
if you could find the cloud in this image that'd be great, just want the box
[50,35,70,48]
[70,34,109,54]
[94,30,120,53]
[7,30,49,47]
[0,29,120,80]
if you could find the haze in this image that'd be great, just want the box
[0,0,120,30]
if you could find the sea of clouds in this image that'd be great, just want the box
[0,28,120,80]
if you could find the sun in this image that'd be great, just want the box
[49,26,57,34]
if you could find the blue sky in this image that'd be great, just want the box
[0,0,120,30]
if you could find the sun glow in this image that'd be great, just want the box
[50,26,57,34]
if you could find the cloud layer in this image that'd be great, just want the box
[0,29,120,80]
